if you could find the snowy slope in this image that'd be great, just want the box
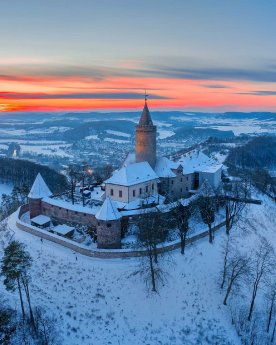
[0,182,13,202]
[0,192,275,345]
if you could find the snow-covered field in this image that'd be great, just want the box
[0,191,275,345]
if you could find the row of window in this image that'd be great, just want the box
[110,184,155,198]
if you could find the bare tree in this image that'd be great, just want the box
[223,179,250,235]
[170,201,192,254]
[265,281,276,333]
[223,252,250,305]
[247,238,275,321]
[198,181,216,244]
[66,164,79,205]
[136,211,168,292]
[220,235,232,289]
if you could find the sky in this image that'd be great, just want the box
[1,0,276,112]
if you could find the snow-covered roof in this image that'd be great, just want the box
[95,197,122,221]
[177,150,222,174]
[53,224,74,236]
[30,214,51,225]
[154,157,180,178]
[28,173,52,199]
[90,187,105,202]
[123,152,136,167]
[105,161,159,187]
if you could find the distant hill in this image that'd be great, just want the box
[0,158,68,193]
[63,120,135,141]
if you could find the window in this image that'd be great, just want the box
[139,188,142,195]
[107,223,112,228]
[152,183,154,190]
[119,190,122,198]
[110,189,114,196]
[186,176,189,181]
[133,190,136,197]
[180,188,182,192]
[186,187,188,191]
[180,178,182,182]
[146,186,148,193]
[171,180,174,185]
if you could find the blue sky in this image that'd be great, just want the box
[1,0,276,112]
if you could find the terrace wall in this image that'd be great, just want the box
[17,205,226,259]
[40,200,97,228]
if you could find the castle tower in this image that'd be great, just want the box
[28,173,52,219]
[135,96,157,168]
[95,197,122,249]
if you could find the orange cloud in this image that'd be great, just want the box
[1,74,276,112]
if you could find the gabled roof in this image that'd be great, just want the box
[154,157,180,178]
[95,197,122,221]
[138,102,154,126]
[28,173,52,199]
[177,150,222,174]
[105,161,159,187]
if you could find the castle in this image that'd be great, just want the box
[28,99,222,249]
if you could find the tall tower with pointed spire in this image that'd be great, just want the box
[135,94,156,168]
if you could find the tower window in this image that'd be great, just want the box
[139,188,142,195]
[152,183,154,190]
[107,223,112,228]
[146,186,148,193]
[110,189,114,196]
[181,178,183,182]
[186,176,189,181]
[119,190,122,198]
[171,180,174,185]
[133,190,136,197]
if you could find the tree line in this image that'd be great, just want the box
[0,158,68,194]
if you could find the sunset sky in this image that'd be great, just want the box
[1,0,276,112]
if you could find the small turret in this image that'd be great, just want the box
[95,197,122,249]
[28,173,52,219]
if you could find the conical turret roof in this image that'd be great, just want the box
[28,173,52,199]
[95,197,122,221]
[138,101,153,126]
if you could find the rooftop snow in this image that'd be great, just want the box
[28,173,52,199]
[30,214,51,225]
[53,224,75,236]
[95,197,122,221]
[154,156,180,178]
[177,150,222,174]
[105,161,159,187]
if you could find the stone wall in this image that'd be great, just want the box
[29,198,42,218]
[41,200,97,228]
[16,205,226,259]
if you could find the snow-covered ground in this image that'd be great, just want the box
[0,192,275,345]
[0,182,13,202]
